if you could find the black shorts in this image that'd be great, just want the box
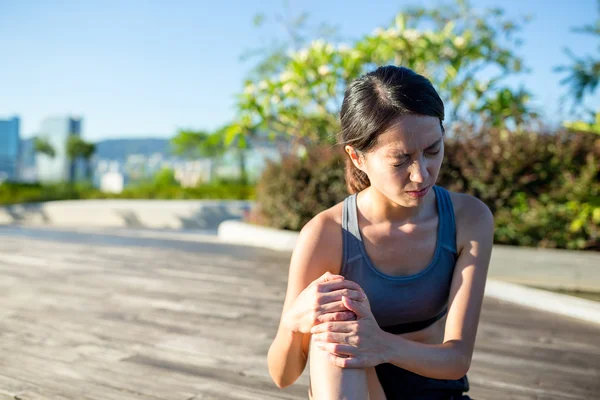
[375,363,470,400]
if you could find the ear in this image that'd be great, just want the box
[344,145,366,171]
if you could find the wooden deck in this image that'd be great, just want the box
[0,226,598,399]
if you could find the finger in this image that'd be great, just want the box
[314,341,355,356]
[341,296,371,319]
[318,289,365,305]
[317,300,349,314]
[313,271,344,284]
[312,332,347,343]
[311,322,354,334]
[316,279,363,293]
[328,354,363,368]
[316,311,356,324]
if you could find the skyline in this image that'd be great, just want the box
[1,0,598,141]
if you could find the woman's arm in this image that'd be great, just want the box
[312,195,494,380]
[267,212,347,388]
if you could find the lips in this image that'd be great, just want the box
[406,185,431,198]
[407,186,430,193]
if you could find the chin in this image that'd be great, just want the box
[404,196,425,205]
[391,195,418,207]
[378,188,423,207]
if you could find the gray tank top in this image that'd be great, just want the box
[340,185,458,334]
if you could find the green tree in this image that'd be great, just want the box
[233,0,535,148]
[66,135,96,182]
[170,127,253,184]
[556,1,599,132]
[171,129,225,159]
[33,136,56,159]
[153,168,178,188]
[555,1,599,108]
[171,129,224,183]
[217,122,261,185]
[475,87,538,129]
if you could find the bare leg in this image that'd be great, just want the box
[308,335,387,400]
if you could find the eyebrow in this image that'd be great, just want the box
[388,138,443,158]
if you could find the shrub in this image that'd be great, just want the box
[493,195,600,250]
[0,182,92,204]
[253,146,347,231]
[0,181,254,204]
[439,128,599,214]
[253,128,599,250]
[439,128,599,250]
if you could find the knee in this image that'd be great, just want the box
[309,339,371,399]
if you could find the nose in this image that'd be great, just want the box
[409,156,429,184]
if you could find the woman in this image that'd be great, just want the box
[267,65,494,399]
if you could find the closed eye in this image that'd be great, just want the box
[392,147,440,167]
[392,158,410,168]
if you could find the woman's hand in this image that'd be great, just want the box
[282,272,367,334]
[310,294,390,368]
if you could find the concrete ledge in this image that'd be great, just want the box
[485,280,600,325]
[218,220,299,252]
[0,200,253,230]
[488,245,600,293]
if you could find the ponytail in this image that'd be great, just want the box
[344,157,370,194]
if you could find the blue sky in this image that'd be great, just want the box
[0,0,598,141]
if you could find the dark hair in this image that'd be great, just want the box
[337,65,445,194]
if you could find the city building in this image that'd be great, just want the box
[0,116,21,181]
[100,172,126,193]
[87,133,292,189]
[19,136,37,182]
[96,159,127,193]
[173,159,212,187]
[35,116,83,183]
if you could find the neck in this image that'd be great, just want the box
[358,186,436,224]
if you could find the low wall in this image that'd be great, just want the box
[218,220,300,252]
[0,200,254,230]
[217,221,600,292]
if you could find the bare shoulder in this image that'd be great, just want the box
[293,201,345,276]
[447,191,495,253]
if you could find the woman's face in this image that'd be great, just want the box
[348,114,444,207]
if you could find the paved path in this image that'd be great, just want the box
[0,226,598,399]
